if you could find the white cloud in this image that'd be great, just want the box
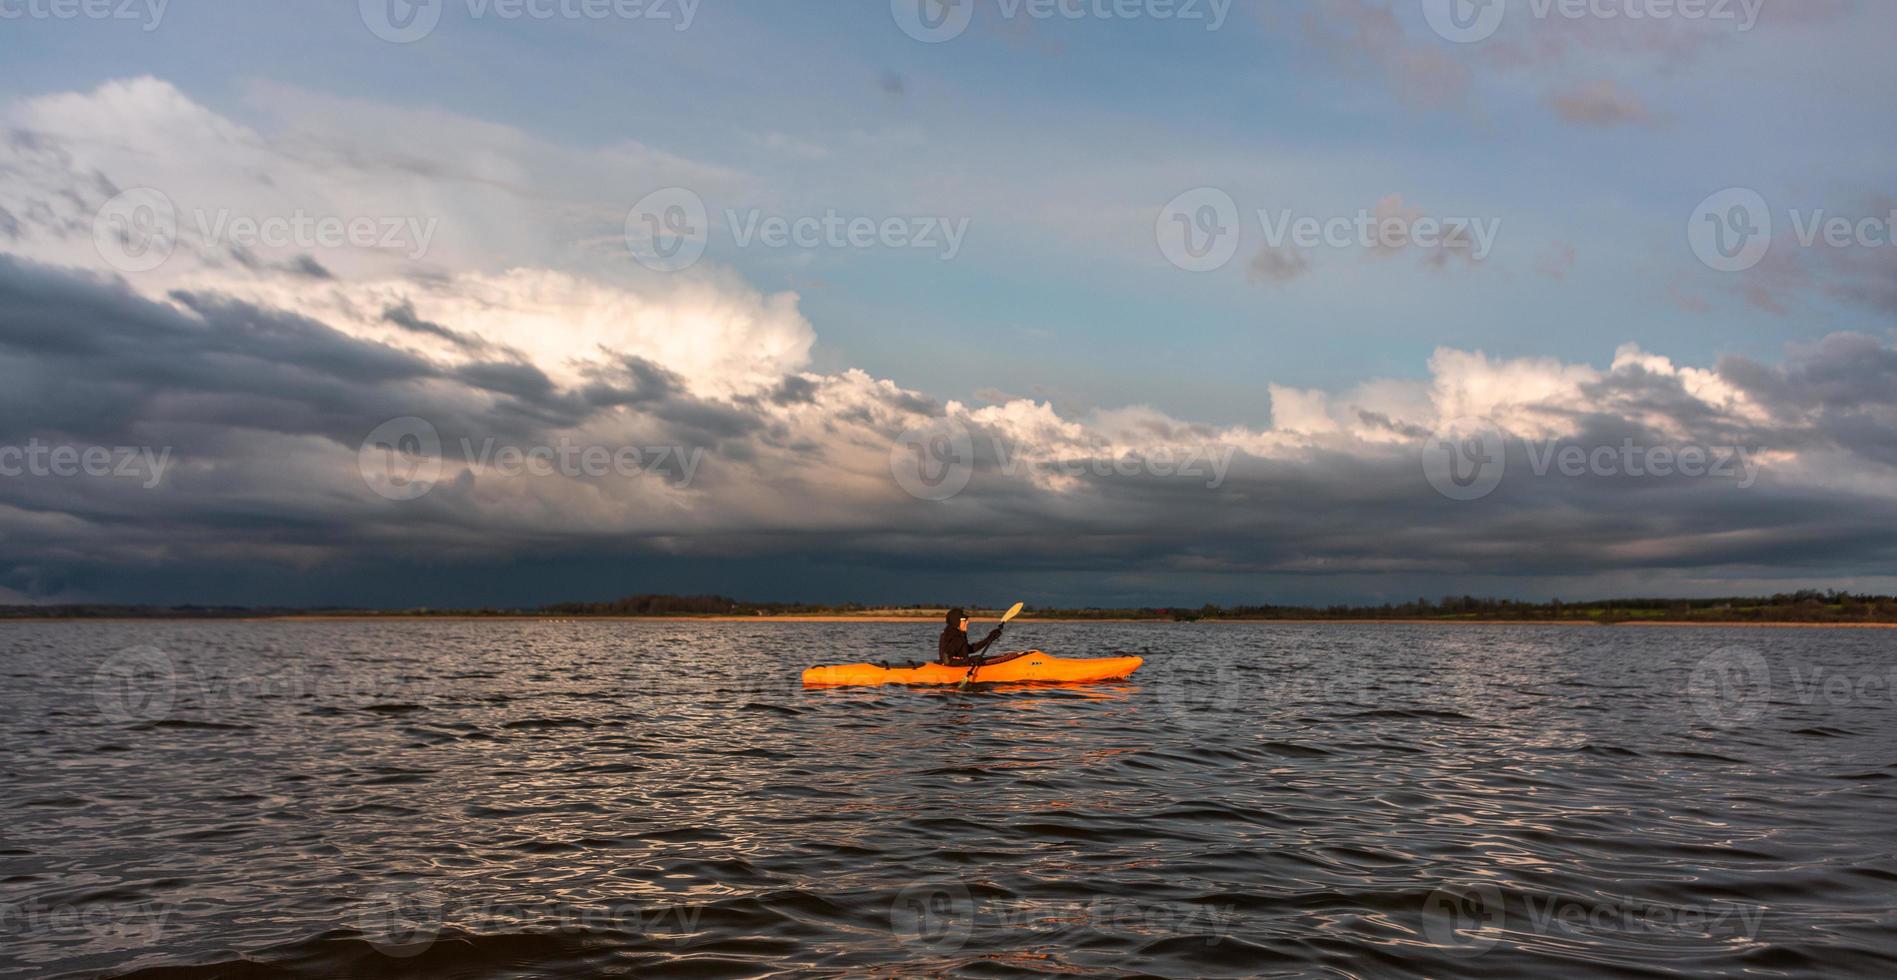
[0,77,804,398]
[5,77,1897,602]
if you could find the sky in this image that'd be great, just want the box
[1,0,1895,608]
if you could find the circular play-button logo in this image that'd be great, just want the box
[891,879,974,953]
[1156,187,1241,273]
[625,187,709,272]
[1422,882,1505,955]
[892,0,974,43]
[359,416,443,501]
[1422,418,1507,502]
[1421,0,1506,43]
[890,418,974,501]
[93,187,177,273]
[1687,645,1771,728]
[361,0,443,43]
[94,645,177,723]
[357,884,445,957]
[1689,187,1772,273]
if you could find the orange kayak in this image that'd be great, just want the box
[801,651,1143,688]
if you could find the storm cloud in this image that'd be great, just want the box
[2,78,1896,606]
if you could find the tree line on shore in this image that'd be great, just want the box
[6,590,1897,622]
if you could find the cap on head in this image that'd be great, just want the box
[945,607,966,626]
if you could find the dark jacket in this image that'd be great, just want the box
[938,625,1003,666]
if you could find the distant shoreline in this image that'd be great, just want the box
[5,614,1893,629]
[279,616,1897,628]
[11,590,1894,626]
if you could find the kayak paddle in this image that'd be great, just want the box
[961,601,1025,688]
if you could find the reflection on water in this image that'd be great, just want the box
[1,621,1893,977]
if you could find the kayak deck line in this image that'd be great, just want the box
[801,651,1144,688]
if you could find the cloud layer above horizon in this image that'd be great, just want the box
[3,25,1896,607]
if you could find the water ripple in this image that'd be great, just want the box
[0,621,1892,977]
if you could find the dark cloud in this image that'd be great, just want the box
[1720,333,1897,414]
[5,254,1897,606]
[1356,410,1429,440]
[1249,245,1311,285]
[382,300,483,349]
[284,255,334,280]
[648,398,768,441]
[457,358,552,397]
[880,389,938,416]
[578,356,682,408]
[770,375,819,406]
[217,248,333,283]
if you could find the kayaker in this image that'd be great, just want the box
[938,607,1005,667]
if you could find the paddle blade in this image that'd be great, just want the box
[1000,601,1025,623]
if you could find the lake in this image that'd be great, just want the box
[2,621,1893,977]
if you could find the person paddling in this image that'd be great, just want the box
[938,607,1005,667]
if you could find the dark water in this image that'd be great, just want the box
[1,621,1893,978]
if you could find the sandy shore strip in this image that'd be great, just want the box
[241,615,1897,628]
[5,614,1892,628]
